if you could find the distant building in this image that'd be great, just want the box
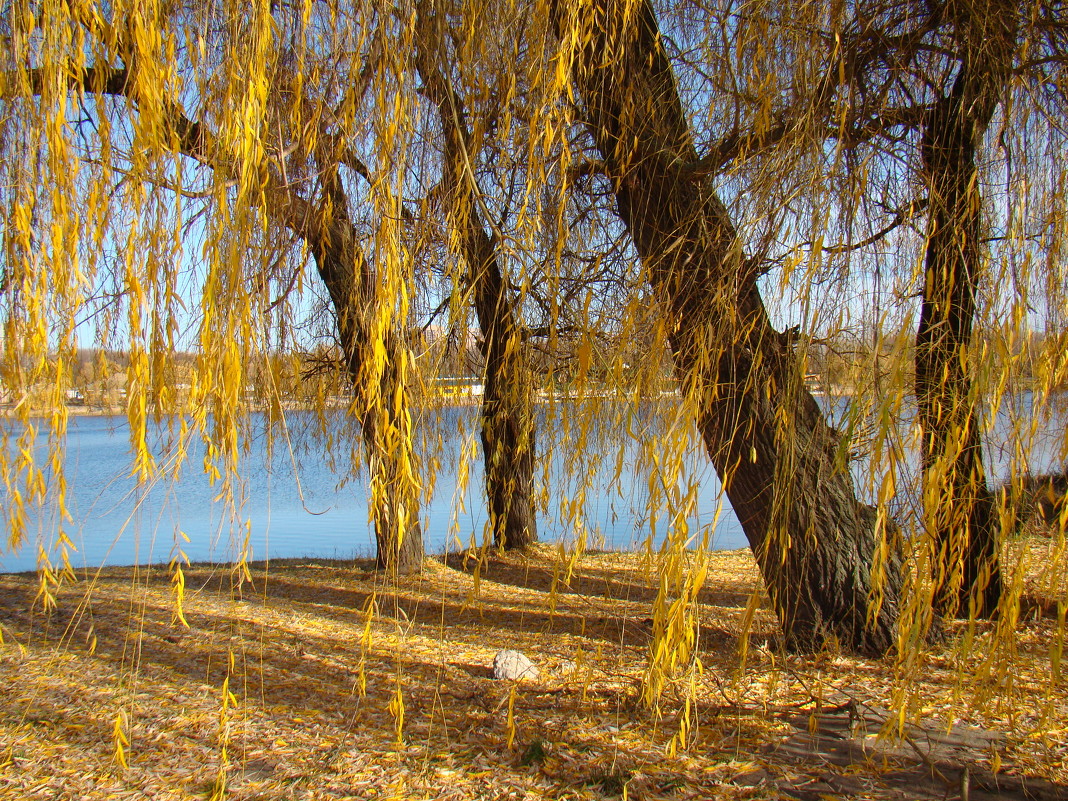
[431,376,485,398]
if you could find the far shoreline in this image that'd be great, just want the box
[0,543,755,578]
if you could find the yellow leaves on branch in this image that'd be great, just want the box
[388,681,406,746]
[170,537,191,628]
[113,711,130,771]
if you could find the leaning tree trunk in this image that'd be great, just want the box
[415,15,538,550]
[309,170,424,575]
[916,0,1017,618]
[557,0,901,654]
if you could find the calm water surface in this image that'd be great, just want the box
[1,405,745,572]
[1,395,1064,573]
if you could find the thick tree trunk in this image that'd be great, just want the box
[917,85,999,617]
[916,2,1016,618]
[310,172,424,575]
[415,17,538,550]
[558,0,901,654]
[473,255,538,551]
[361,330,426,574]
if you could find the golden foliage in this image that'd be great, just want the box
[0,0,1066,787]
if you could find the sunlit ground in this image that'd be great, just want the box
[0,539,1065,800]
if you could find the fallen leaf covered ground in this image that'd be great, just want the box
[0,540,1065,800]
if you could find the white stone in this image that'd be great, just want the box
[493,649,539,681]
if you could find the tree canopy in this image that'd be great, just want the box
[1,0,1067,727]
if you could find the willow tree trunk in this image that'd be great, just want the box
[415,13,538,550]
[359,330,425,574]
[471,249,538,551]
[558,0,901,654]
[308,173,424,575]
[917,1,1017,618]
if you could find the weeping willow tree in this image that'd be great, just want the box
[1,0,1067,689]
[549,0,1068,653]
[413,2,538,550]
[0,0,431,574]
[552,0,912,654]
[804,0,1065,624]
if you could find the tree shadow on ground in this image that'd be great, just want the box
[767,706,1068,800]
[437,548,758,608]
[1,549,1064,801]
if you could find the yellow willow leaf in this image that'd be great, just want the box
[577,340,592,375]
[505,685,517,749]
[388,684,405,745]
[113,713,130,770]
[208,771,227,801]
[171,562,189,628]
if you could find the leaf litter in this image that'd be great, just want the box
[0,541,1065,800]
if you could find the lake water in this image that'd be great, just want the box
[0,403,747,572]
[1,395,1064,573]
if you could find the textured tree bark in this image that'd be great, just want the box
[557,0,901,654]
[308,170,424,575]
[415,15,538,550]
[472,254,539,551]
[917,0,1017,618]
[360,335,426,574]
